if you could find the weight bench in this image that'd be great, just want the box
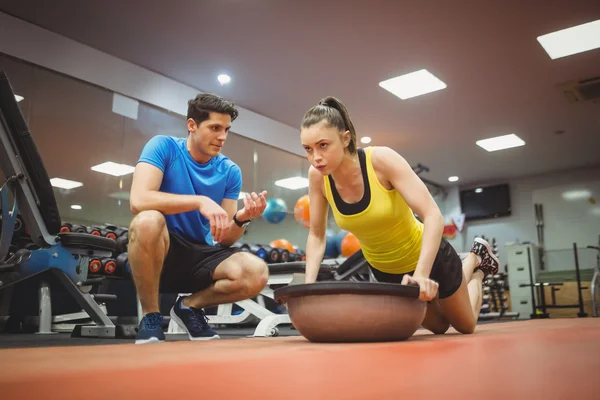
[0,70,119,338]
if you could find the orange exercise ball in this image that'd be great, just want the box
[270,239,296,253]
[294,194,310,228]
[341,232,361,257]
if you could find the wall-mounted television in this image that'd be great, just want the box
[459,184,511,221]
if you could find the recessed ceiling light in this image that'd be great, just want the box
[476,134,525,152]
[475,188,483,193]
[561,190,591,201]
[217,74,231,85]
[361,137,372,144]
[91,161,135,177]
[15,95,24,102]
[275,177,309,190]
[537,19,600,60]
[50,177,83,190]
[379,69,447,100]
[71,205,82,210]
[448,176,459,182]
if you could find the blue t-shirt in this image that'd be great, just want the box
[137,135,242,245]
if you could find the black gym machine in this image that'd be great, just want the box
[519,243,590,319]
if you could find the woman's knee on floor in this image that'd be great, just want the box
[129,211,168,247]
[421,301,451,335]
[423,320,451,335]
[453,321,476,335]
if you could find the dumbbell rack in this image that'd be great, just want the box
[233,242,306,264]
[2,221,131,334]
[478,236,519,321]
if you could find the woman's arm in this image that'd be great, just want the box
[304,166,331,283]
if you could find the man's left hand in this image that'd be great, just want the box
[238,191,268,221]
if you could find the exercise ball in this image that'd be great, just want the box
[324,229,339,258]
[274,282,426,343]
[263,198,288,224]
[270,239,295,253]
[335,230,348,254]
[341,232,360,257]
[294,195,310,228]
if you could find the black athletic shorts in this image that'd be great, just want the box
[343,238,463,299]
[159,231,240,293]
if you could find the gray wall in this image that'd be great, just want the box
[444,165,600,272]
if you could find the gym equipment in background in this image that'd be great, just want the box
[0,71,118,338]
[340,232,360,257]
[324,229,339,258]
[519,243,589,318]
[294,195,310,228]
[262,198,288,224]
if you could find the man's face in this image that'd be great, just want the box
[188,112,232,160]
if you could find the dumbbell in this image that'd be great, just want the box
[59,223,72,233]
[102,258,117,275]
[249,245,267,260]
[102,227,118,240]
[89,258,102,274]
[260,245,280,263]
[71,224,87,233]
[115,232,129,254]
[278,248,290,263]
[86,226,101,236]
[60,223,87,233]
[295,249,306,261]
[116,252,131,277]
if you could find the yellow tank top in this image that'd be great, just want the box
[323,147,423,274]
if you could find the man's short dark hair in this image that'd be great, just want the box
[187,93,239,124]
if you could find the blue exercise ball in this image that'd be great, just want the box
[324,229,339,258]
[263,198,288,224]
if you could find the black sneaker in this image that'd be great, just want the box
[135,312,165,344]
[470,237,500,276]
[169,296,220,341]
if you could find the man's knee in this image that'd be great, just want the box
[129,211,167,245]
[228,253,269,296]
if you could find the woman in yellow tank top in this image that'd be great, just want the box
[300,96,499,335]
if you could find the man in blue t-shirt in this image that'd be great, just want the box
[128,92,269,344]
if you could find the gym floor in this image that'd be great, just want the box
[0,319,598,399]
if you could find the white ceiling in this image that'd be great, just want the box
[1,0,600,189]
